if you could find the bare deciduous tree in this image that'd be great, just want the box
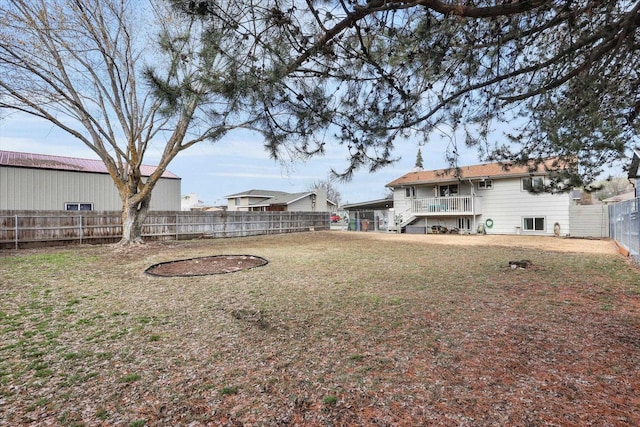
[0,0,255,243]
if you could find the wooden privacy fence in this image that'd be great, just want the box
[0,210,330,249]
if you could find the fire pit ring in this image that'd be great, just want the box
[145,255,268,277]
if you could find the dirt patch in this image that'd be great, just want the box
[145,254,268,277]
[333,230,618,254]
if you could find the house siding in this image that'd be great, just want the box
[289,188,328,212]
[479,177,571,236]
[390,177,571,236]
[1,166,180,211]
[227,196,267,211]
[226,188,329,212]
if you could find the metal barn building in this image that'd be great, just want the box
[0,150,181,211]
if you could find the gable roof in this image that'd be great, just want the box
[225,189,337,208]
[224,189,290,199]
[386,158,568,187]
[0,150,179,179]
[250,191,315,207]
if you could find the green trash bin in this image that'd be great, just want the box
[348,219,362,231]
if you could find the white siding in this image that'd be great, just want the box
[391,177,572,235]
[227,196,265,211]
[289,198,313,211]
[289,189,329,212]
[392,190,413,221]
[0,166,180,211]
[479,177,571,236]
[226,198,240,211]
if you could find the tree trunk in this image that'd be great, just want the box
[119,195,151,245]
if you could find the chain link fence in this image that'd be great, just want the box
[344,210,391,232]
[609,197,639,262]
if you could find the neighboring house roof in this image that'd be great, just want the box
[0,150,179,179]
[386,158,569,187]
[250,191,316,207]
[224,189,290,199]
[225,189,336,208]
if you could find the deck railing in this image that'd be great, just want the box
[411,196,480,215]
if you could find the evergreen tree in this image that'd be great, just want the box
[183,0,640,189]
[415,149,424,169]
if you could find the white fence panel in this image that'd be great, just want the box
[569,205,609,238]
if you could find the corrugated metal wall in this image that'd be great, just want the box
[0,166,180,211]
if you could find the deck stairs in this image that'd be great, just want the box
[388,213,417,233]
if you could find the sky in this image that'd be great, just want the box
[0,112,480,207]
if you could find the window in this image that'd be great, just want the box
[405,186,416,198]
[523,217,545,231]
[522,177,544,192]
[234,198,240,206]
[65,203,93,211]
[439,184,459,197]
[478,180,493,190]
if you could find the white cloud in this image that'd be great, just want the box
[205,171,320,180]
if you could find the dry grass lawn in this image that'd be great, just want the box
[1,231,639,426]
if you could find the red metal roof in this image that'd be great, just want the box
[0,150,179,179]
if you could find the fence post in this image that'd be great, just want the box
[79,215,83,244]
[14,215,18,250]
[176,213,179,241]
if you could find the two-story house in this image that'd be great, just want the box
[386,159,572,236]
[225,188,335,212]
